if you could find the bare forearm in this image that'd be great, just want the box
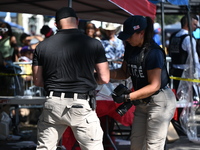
[32,65,44,87]
[94,72,109,84]
[33,75,44,87]
[129,68,161,101]
[33,80,44,87]
[95,62,110,84]
[129,85,160,101]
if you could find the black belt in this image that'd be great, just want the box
[131,98,151,106]
[47,91,89,100]
[153,85,169,95]
[132,86,169,106]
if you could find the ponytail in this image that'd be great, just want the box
[143,16,154,45]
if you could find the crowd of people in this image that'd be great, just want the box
[0,20,125,73]
[1,6,200,150]
[0,21,46,96]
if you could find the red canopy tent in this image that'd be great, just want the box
[0,0,156,24]
[109,0,156,20]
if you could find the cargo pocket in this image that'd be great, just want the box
[85,114,103,141]
[70,107,90,126]
[42,101,61,124]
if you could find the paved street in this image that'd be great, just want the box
[166,136,200,150]
[1,123,200,150]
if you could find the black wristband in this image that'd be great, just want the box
[125,94,131,102]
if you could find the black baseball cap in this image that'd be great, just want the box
[55,7,77,22]
[118,15,147,40]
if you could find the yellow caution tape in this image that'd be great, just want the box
[170,76,200,83]
[0,73,32,76]
[1,73,200,83]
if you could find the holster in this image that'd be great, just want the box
[89,90,96,110]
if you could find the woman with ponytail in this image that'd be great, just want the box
[110,15,176,150]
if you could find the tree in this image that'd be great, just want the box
[155,14,183,25]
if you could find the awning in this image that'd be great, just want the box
[0,0,156,24]
[109,0,156,20]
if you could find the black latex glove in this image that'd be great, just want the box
[112,94,127,103]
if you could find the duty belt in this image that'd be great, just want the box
[132,85,169,106]
[131,98,151,106]
[153,85,169,95]
[47,91,89,100]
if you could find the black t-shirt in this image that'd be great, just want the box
[124,43,164,71]
[124,42,168,90]
[33,29,107,93]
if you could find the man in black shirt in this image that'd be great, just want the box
[32,7,109,150]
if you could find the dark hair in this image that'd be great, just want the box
[40,25,51,35]
[181,14,198,28]
[20,33,30,43]
[0,22,13,36]
[5,23,13,36]
[135,16,154,46]
[85,22,96,30]
[85,22,96,37]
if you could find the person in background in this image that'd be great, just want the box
[168,14,200,93]
[95,27,103,41]
[85,22,96,38]
[0,22,22,97]
[40,25,54,38]
[32,7,109,150]
[19,46,34,63]
[0,51,5,69]
[18,46,34,124]
[101,23,125,69]
[18,46,33,83]
[20,33,43,50]
[110,15,176,150]
[0,22,19,62]
[153,23,162,46]
[0,22,21,96]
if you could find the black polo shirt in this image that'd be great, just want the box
[33,29,107,93]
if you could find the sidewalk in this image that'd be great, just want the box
[1,124,200,150]
[166,136,200,150]
[114,135,200,150]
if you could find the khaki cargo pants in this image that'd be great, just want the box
[130,88,176,150]
[36,93,104,150]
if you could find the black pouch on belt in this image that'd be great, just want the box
[89,90,96,110]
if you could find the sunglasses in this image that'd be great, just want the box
[0,27,8,32]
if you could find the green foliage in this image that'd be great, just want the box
[155,15,183,25]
